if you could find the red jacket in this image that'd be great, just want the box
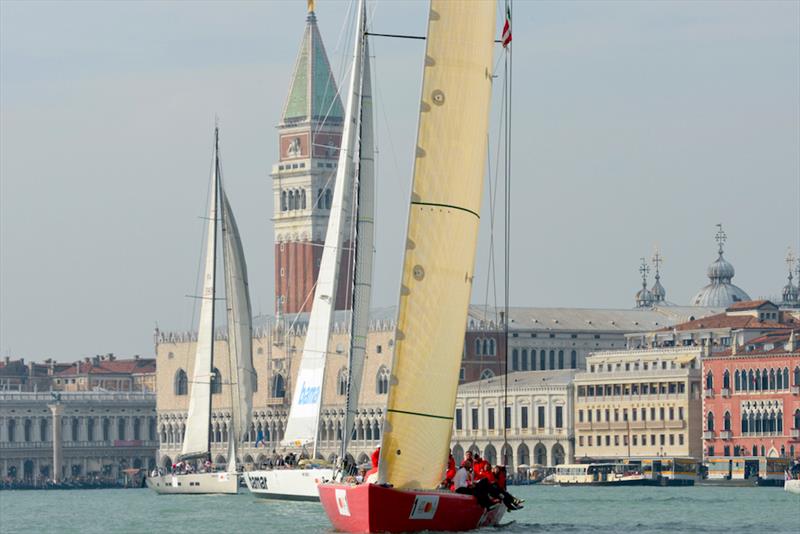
[366,447,380,477]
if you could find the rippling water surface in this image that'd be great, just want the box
[1,484,797,533]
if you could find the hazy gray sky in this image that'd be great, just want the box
[1,1,798,362]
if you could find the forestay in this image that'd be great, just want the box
[378,0,496,490]
[181,134,220,461]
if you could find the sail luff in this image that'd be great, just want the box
[341,30,375,460]
[377,0,497,490]
[180,130,220,460]
[220,188,254,472]
[281,1,366,448]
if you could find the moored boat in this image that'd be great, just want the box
[553,463,649,486]
[785,479,800,494]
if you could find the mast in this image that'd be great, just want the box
[180,126,219,462]
[377,0,496,490]
[281,0,367,453]
[341,0,374,467]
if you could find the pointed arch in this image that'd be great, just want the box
[174,369,188,396]
[337,367,348,396]
[210,368,222,395]
[376,365,390,395]
[272,373,286,398]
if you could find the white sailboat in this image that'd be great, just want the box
[244,0,374,501]
[148,126,255,495]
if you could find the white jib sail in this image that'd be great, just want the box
[281,0,367,448]
[342,27,375,458]
[181,131,220,460]
[221,188,255,473]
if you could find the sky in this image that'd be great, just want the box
[1,0,798,362]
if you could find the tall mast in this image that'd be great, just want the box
[207,125,220,459]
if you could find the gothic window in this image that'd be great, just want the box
[272,374,286,398]
[777,368,783,389]
[761,368,768,390]
[211,368,222,395]
[735,370,741,391]
[316,188,323,208]
[288,190,295,210]
[748,369,755,390]
[794,409,800,430]
[741,413,748,434]
[489,338,496,356]
[769,369,776,390]
[480,369,495,380]
[723,411,731,431]
[723,369,730,389]
[174,369,188,396]
[706,411,714,432]
[482,339,489,355]
[337,368,348,396]
[705,371,713,390]
[281,190,287,211]
[783,367,789,389]
[376,366,389,395]
[475,339,482,355]
[794,366,800,386]
[777,411,783,433]
[511,349,519,371]
[300,189,307,209]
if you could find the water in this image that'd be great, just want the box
[0,485,797,534]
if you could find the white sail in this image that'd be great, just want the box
[281,0,367,448]
[181,131,220,461]
[378,0,496,489]
[220,188,255,472]
[342,26,375,458]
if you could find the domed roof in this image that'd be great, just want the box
[691,282,750,307]
[636,287,654,307]
[707,255,735,282]
[651,278,666,301]
[691,225,751,308]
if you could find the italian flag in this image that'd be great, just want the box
[502,4,512,48]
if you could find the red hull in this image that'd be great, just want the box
[318,482,505,533]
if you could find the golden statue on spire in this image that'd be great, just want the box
[307,0,315,13]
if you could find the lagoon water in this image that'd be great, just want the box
[0,485,798,534]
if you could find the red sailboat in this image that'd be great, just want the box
[319,0,504,531]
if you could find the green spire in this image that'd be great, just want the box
[282,11,344,124]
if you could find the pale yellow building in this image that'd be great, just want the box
[155,316,394,467]
[573,347,703,461]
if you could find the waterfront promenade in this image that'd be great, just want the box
[1,485,797,534]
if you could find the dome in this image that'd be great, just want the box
[651,279,666,302]
[635,287,654,308]
[691,282,750,307]
[707,255,735,282]
[783,281,799,305]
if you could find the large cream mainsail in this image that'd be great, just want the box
[220,188,254,472]
[282,1,366,448]
[181,131,220,461]
[377,0,496,490]
[342,30,375,456]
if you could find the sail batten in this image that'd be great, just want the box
[282,1,367,449]
[377,0,496,490]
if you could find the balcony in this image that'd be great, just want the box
[791,386,800,395]
[646,421,665,430]
[629,421,646,430]
[721,388,730,398]
[610,421,629,430]
[791,428,800,439]
[703,388,714,399]
[720,430,733,440]
[665,420,685,430]
[593,421,610,430]
[575,422,592,431]
[703,431,715,439]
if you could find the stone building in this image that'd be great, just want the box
[154,315,395,469]
[573,347,704,461]
[452,370,575,470]
[0,391,157,483]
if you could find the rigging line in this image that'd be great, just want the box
[366,31,507,44]
[503,0,513,448]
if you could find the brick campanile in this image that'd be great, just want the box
[272,8,353,314]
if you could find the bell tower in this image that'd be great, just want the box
[272,6,352,314]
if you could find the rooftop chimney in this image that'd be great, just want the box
[787,330,797,352]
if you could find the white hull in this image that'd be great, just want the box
[146,472,239,495]
[243,468,333,501]
[785,479,800,494]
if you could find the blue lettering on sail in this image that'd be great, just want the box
[298,384,321,405]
